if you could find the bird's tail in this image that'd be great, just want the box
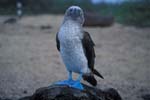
[82,74,97,86]
[93,69,104,79]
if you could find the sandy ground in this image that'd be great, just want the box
[0,15,150,100]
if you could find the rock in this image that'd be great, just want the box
[19,84,122,100]
[141,94,150,100]
[19,96,31,100]
[40,25,52,30]
[3,18,17,24]
[84,12,114,27]
[0,98,12,100]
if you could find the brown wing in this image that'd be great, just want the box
[82,31,104,79]
[82,31,95,70]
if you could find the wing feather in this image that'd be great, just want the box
[56,32,60,51]
[82,31,104,79]
[82,31,95,70]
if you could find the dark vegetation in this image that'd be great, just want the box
[0,0,150,27]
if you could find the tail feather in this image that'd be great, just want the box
[82,74,97,86]
[93,69,104,79]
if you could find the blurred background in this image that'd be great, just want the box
[0,0,150,27]
[0,0,150,100]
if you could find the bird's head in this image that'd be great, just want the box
[64,6,84,25]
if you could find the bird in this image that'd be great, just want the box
[56,6,103,88]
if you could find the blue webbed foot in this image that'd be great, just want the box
[55,80,83,90]
[71,80,83,90]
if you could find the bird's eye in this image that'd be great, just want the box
[70,9,73,12]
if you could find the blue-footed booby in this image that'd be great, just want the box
[56,6,103,90]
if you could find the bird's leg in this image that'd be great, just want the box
[55,71,83,90]
[68,71,72,81]
[70,73,83,90]
[76,73,83,82]
[55,71,72,85]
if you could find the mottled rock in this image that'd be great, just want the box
[19,84,122,100]
[0,98,12,100]
[141,94,150,100]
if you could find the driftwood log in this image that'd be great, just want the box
[84,12,114,27]
[18,83,122,100]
